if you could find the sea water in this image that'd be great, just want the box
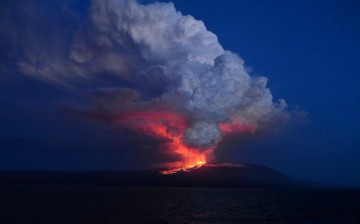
[0,185,359,223]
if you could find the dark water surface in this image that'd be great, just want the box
[0,185,359,223]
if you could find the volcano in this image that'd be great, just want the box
[152,163,295,188]
[0,163,296,188]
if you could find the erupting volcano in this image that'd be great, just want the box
[15,0,288,172]
[115,110,262,174]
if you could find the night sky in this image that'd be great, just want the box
[0,0,359,187]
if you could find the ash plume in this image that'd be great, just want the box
[11,0,288,164]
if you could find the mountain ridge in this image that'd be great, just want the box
[0,163,297,188]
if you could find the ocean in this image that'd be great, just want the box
[0,185,359,223]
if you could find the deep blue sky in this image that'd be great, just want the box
[0,0,359,187]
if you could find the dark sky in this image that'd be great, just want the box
[0,0,359,187]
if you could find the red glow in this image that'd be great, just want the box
[219,120,255,136]
[115,112,256,174]
[115,111,212,174]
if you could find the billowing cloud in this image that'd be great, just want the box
[7,0,289,168]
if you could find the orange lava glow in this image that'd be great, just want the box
[115,111,212,174]
[160,160,206,175]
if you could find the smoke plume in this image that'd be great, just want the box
[13,0,288,168]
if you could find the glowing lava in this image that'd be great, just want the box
[160,160,206,175]
[115,111,213,174]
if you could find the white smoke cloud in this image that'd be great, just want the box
[16,0,288,148]
[183,122,221,148]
